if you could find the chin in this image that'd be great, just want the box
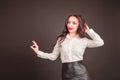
[68,30,76,33]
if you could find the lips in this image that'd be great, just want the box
[68,27,74,30]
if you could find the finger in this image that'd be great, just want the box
[32,44,37,48]
[32,41,38,46]
[30,46,34,50]
[32,40,36,44]
[31,45,37,50]
[85,24,89,29]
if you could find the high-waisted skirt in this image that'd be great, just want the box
[62,60,90,80]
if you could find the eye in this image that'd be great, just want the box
[67,21,71,25]
[72,21,77,25]
[67,21,70,24]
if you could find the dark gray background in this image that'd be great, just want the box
[0,0,120,80]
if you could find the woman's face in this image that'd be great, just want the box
[67,16,79,34]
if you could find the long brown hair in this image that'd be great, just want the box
[57,14,86,45]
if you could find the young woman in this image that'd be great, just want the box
[30,14,104,80]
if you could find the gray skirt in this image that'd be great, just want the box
[62,60,90,80]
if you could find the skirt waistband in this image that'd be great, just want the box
[62,60,84,64]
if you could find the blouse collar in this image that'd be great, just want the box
[66,33,79,39]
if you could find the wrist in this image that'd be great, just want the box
[35,50,39,54]
[85,28,89,33]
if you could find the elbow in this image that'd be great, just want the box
[94,40,104,47]
[87,40,104,48]
[98,40,104,47]
[101,39,104,46]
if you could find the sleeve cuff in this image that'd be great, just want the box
[36,50,43,57]
[86,28,94,34]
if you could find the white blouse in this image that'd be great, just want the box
[37,29,104,63]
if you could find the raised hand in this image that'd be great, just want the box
[30,41,39,54]
[84,23,90,33]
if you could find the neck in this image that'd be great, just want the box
[69,32,77,38]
